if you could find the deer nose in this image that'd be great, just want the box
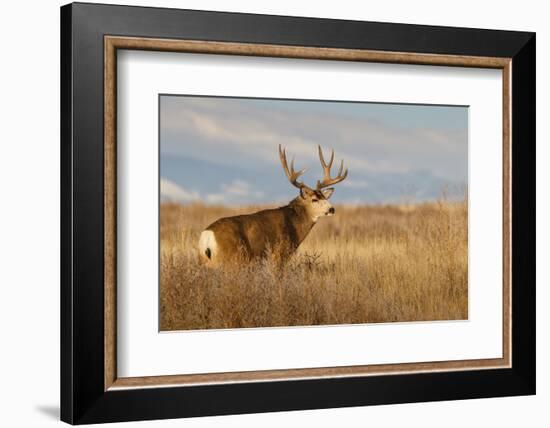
[328,207,335,214]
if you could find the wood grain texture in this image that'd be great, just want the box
[106,36,510,68]
[502,62,512,367]
[104,37,117,391]
[111,357,508,389]
[103,35,512,390]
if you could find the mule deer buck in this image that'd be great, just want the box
[198,145,348,265]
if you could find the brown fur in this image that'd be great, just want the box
[201,194,325,264]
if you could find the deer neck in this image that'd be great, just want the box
[286,198,316,245]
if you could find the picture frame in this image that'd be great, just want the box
[60,2,535,424]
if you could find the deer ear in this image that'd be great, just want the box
[322,188,335,199]
[300,187,312,199]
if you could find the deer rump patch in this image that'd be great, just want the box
[199,230,218,261]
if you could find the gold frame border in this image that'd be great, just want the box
[104,36,512,391]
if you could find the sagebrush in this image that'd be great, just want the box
[160,199,468,330]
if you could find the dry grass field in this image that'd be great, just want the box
[160,198,468,330]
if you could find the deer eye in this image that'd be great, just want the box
[312,198,319,203]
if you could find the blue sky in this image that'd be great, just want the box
[160,95,468,205]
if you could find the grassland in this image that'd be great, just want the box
[160,198,468,330]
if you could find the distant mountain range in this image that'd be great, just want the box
[160,153,464,205]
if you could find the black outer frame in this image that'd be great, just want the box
[60,2,535,424]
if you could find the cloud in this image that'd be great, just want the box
[160,96,468,204]
[160,178,200,203]
[206,179,264,204]
[160,96,468,182]
[341,179,369,189]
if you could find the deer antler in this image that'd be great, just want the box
[316,145,348,189]
[278,145,311,190]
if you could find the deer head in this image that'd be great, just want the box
[278,144,348,221]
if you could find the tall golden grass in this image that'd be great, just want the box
[160,198,468,330]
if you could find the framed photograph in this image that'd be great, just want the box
[60,2,535,424]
